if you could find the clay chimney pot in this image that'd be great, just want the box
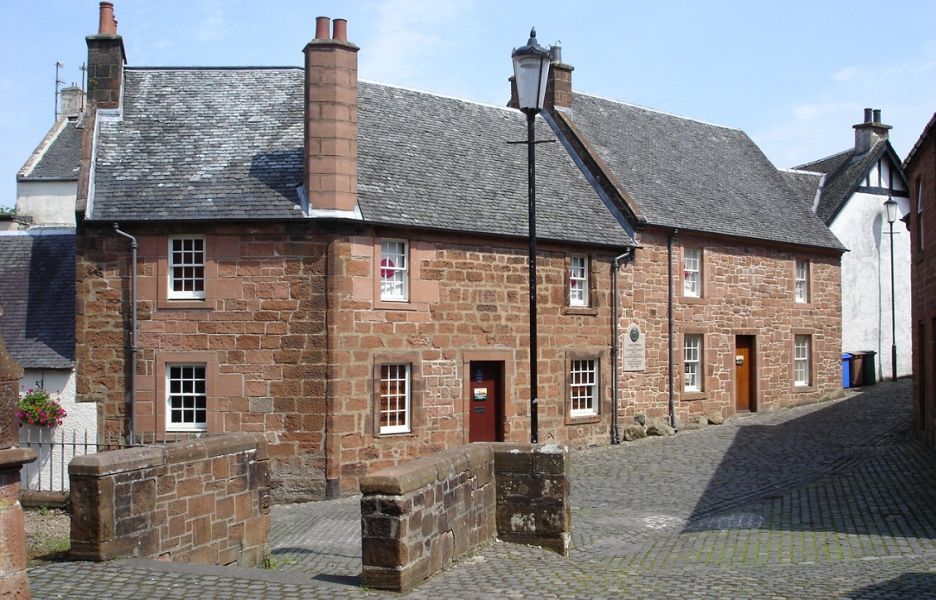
[333,19,348,42]
[315,16,330,40]
[98,2,117,36]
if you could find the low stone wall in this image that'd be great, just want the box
[494,443,571,555]
[69,433,271,566]
[360,443,570,592]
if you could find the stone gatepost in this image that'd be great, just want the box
[0,329,37,599]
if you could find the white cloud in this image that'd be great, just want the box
[359,0,478,88]
[752,42,936,169]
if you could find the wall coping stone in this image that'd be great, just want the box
[359,444,493,495]
[69,432,268,477]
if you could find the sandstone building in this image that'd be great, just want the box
[905,112,936,448]
[71,3,844,500]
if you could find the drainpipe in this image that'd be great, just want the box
[667,229,677,430]
[610,248,633,444]
[113,224,137,444]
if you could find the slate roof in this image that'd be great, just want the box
[90,68,633,248]
[795,142,886,224]
[778,169,822,210]
[19,120,83,181]
[0,230,75,369]
[567,93,844,251]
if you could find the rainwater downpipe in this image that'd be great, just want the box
[610,247,633,444]
[667,229,677,429]
[113,224,137,444]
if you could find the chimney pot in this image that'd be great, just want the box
[873,109,881,123]
[863,107,873,123]
[315,16,330,40]
[333,19,348,42]
[549,44,562,63]
[98,2,117,36]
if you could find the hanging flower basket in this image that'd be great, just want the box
[17,388,66,428]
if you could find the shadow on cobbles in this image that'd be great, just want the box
[846,572,936,599]
[685,380,936,541]
[311,573,362,586]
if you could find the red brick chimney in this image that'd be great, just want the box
[86,1,126,109]
[507,43,573,113]
[544,44,573,112]
[303,17,360,213]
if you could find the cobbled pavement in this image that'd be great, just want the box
[28,380,936,599]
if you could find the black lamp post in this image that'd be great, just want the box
[512,29,551,444]
[884,195,899,382]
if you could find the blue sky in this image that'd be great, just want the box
[2,0,934,210]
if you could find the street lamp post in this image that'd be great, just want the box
[884,196,899,382]
[512,29,551,444]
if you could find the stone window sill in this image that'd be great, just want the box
[680,391,707,401]
[563,307,599,316]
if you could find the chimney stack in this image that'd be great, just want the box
[507,42,574,113]
[544,44,574,112]
[86,1,126,109]
[303,17,360,214]
[854,107,891,155]
[60,85,86,119]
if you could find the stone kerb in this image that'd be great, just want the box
[69,432,271,567]
[492,443,572,556]
[359,443,572,592]
[359,444,496,592]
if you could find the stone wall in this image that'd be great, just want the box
[359,443,570,592]
[619,230,843,424]
[69,432,270,566]
[908,122,936,447]
[328,233,618,493]
[75,222,329,501]
[0,334,35,599]
[493,443,571,555]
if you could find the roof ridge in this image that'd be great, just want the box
[573,91,743,132]
[359,79,517,114]
[791,147,853,171]
[126,66,302,71]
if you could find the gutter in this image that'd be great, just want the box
[113,223,137,444]
[610,247,633,444]
[668,228,677,430]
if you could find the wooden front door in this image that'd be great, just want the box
[468,361,502,442]
[735,336,755,411]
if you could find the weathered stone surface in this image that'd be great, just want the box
[622,425,647,442]
[707,411,725,425]
[634,413,647,426]
[69,433,270,567]
[647,417,676,437]
[0,335,23,451]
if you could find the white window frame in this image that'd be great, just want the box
[569,255,589,307]
[683,334,702,392]
[795,259,809,303]
[918,179,924,251]
[683,247,701,297]
[794,335,811,387]
[380,240,409,302]
[168,236,206,300]
[379,364,411,434]
[569,359,598,417]
[166,364,208,432]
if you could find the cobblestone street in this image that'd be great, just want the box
[28,380,936,599]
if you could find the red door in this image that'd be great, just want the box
[469,362,502,442]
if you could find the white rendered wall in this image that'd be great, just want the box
[830,192,912,380]
[18,369,98,491]
[15,180,77,226]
